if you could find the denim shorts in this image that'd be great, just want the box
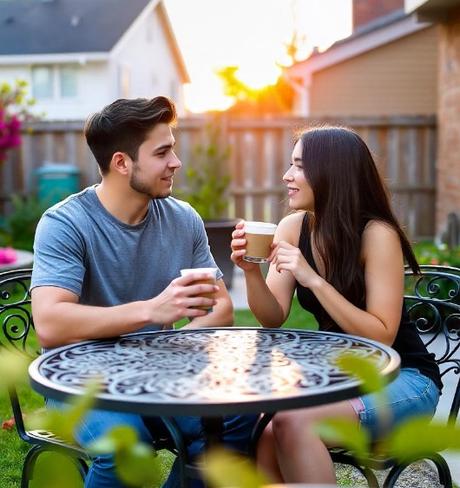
[46,398,258,488]
[351,367,440,440]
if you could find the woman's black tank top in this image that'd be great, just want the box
[296,213,442,391]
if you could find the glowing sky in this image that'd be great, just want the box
[164,0,352,112]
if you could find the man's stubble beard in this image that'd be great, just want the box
[129,167,172,200]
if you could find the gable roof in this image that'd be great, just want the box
[287,10,432,81]
[0,0,152,55]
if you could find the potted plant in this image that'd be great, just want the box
[175,124,237,289]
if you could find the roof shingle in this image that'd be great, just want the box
[0,0,152,55]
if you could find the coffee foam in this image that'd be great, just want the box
[244,221,277,235]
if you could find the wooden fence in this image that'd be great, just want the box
[0,114,437,239]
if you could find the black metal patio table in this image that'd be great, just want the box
[28,327,400,485]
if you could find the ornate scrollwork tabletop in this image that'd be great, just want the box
[29,328,400,416]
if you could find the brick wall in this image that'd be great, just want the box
[437,7,460,235]
[353,0,405,31]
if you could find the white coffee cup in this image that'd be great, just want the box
[180,267,218,311]
[243,221,277,263]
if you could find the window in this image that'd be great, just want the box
[59,66,78,98]
[31,65,79,100]
[31,66,54,99]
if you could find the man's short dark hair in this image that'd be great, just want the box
[84,96,177,174]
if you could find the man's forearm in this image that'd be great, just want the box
[184,297,233,328]
[35,300,152,348]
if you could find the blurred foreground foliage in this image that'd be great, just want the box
[1,341,459,487]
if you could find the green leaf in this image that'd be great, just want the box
[31,378,100,444]
[314,417,370,462]
[87,435,118,454]
[88,426,161,486]
[29,451,83,488]
[201,448,269,488]
[88,425,138,454]
[383,417,460,462]
[0,349,30,387]
[115,443,161,487]
[106,425,138,449]
[336,353,386,394]
[67,378,100,420]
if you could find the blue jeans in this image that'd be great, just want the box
[46,399,257,488]
[354,368,440,439]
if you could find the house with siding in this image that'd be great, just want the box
[285,0,437,117]
[406,0,460,241]
[0,0,189,120]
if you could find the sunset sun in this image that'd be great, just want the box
[165,0,352,113]
[236,64,282,90]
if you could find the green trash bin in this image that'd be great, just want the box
[36,163,80,206]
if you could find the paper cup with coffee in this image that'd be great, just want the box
[243,221,277,263]
[180,267,218,311]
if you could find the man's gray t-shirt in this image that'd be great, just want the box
[31,186,222,329]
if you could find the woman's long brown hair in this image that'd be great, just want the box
[298,126,419,308]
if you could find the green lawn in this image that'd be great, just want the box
[0,298,316,487]
[234,296,318,330]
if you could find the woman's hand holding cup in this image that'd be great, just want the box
[231,220,257,272]
[231,220,277,272]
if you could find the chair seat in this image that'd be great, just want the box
[330,447,397,470]
[26,429,89,458]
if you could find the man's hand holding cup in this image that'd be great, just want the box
[179,267,218,312]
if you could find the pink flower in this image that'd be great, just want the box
[8,116,20,131]
[0,247,17,264]
[7,134,21,147]
[0,116,22,150]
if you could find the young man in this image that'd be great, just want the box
[31,96,255,487]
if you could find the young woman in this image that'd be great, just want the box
[230,126,442,485]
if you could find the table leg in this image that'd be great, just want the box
[201,416,224,450]
[248,412,274,459]
[161,417,190,487]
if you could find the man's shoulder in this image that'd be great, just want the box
[39,187,95,229]
[154,196,198,219]
[44,187,94,213]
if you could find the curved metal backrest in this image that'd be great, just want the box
[404,265,460,424]
[0,268,36,441]
[0,268,35,355]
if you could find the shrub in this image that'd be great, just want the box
[413,241,460,268]
[174,124,231,220]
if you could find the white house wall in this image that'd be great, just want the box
[0,61,117,120]
[110,6,185,114]
[0,3,186,119]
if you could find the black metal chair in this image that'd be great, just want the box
[0,268,213,487]
[0,268,89,487]
[330,264,460,487]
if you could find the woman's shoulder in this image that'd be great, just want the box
[362,219,402,257]
[363,219,400,239]
[276,211,307,245]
